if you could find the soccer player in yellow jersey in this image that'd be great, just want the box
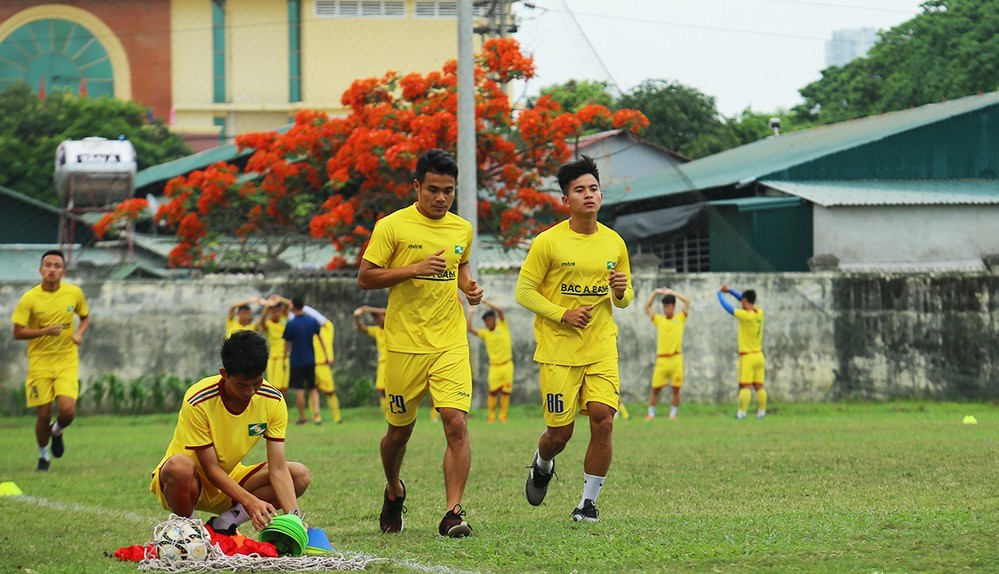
[353,305,387,412]
[227,297,263,336]
[358,149,482,538]
[718,284,766,420]
[258,296,290,397]
[644,287,691,420]
[516,155,633,524]
[466,300,514,423]
[12,250,89,471]
[310,310,342,424]
[150,330,310,533]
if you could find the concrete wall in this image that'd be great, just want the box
[1,270,996,405]
[814,205,999,267]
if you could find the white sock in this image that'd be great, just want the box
[669,406,678,417]
[38,445,50,460]
[534,450,554,474]
[579,473,605,507]
[212,503,250,529]
[647,406,656,417]
[51,421,64,437]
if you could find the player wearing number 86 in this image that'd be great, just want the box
[515,155,633,523]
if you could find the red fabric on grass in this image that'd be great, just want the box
[114,526,277,561]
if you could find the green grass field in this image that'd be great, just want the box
[1,402,996,574]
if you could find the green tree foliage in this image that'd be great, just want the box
[0,83,190,205]
[616,79,732,158]
[538,79,616,112]
[795,0,999,124]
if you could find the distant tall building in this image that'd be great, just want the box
[826,27,878,68]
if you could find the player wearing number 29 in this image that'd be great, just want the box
[358,149,483,538]
[515,155,633,523]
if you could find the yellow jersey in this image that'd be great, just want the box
[314,320,334,365]
[515,220,633,366]
[734,307,764,354]
[260,316,287,358]
[367,325,387,363]
[362,203,473,354]
[653,311,687,356]
[153,375,287,475]
[477,318,513,364]
[226,318,257,337]
[11,283,88,362]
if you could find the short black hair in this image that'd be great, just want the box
[743,289,757,304]
[556,155,600,195]
[220,330,269,377]
[415,148,459,183]
[237,304,251,312]
[291,295,305,310]
[482,310,496,321]
[662,295,676,306]
[41,249,66,264]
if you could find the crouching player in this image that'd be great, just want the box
[150,330,310,532]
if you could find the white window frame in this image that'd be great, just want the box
[414,1,491,19]
[315,0,406,18]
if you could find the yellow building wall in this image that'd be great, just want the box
[300,0,458,109]
[169,0,478,141]
[170,0,216,136]
[230,0,289,105]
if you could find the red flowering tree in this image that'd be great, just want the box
[110,38,647,269]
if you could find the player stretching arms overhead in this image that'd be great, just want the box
[516,155,633,523]
[358,149,483,538]
[466,300,514,423]
[644,287,691,420]
[717,284,766,420]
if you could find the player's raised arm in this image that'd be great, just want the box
[353,306,370,334]
[666,288,691,315]
[717,285,740,315]
[466,307,478,335]
[645,287,666,320]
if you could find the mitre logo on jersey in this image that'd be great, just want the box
[454,245,465,255]
[560,283,610,296]
[248,423,267,436]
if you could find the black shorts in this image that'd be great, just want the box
[288,365,316,390]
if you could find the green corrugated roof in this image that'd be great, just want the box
[710,196,803,210]
[762,180,999,206]
[134,124,293,191]
[603,91,999,207]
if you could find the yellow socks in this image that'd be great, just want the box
[326,393,342,423]
[756,388,767,412]
[487,394,498,422]
[738,388,752,413]
[499,393,510,422]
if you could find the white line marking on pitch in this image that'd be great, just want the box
[5,495,481,574]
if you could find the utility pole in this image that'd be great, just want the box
[457,0,478,275]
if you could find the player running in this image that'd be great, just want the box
[516,155,633,523]
[358,149,483,538]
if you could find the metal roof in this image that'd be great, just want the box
[602,91,999,207]
[134,124,293,192]
[761,180,999,207]
[710,196,803,210]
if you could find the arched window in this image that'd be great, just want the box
[0,18,114,97]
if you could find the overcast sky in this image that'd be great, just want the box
[514,0,926,116]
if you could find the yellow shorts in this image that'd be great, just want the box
[25,357,79,408]
[651,354,684,389]
[267,356,289,391]
[488,361,514,394]
[538,357,619,427]
[150,457,266,515]
[739,352,765,385]
[315,363,335,394]
[384,347,472,426]
[374,360,386,392]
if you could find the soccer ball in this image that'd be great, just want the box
[155,521,210,561]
